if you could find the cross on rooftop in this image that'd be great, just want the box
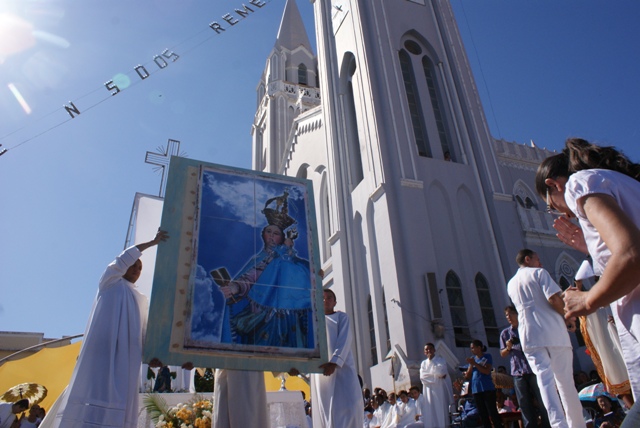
[145,139,181,197]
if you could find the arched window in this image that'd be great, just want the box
[382,288,392,353]
[367,295,378,365]
[422,56,453,161]
[319,172,332,261]
[475,273,500,348]
[513,180,551,233]
[298,63,308,86]
[524,197,538,210]
[514,181,538,211]
[257,83,265,106]
[342,53,364,186]
[399,49,431,157]
[445,270,470,347]
[296,164,308,179]
[269,54,279,82]
[398,37,457,161]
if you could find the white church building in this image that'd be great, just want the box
[251,0,587,390]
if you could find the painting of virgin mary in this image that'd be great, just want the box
[186,168,316,352]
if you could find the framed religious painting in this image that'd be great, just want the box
[144,156,327,373]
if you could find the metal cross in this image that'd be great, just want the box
[145,139,181,197]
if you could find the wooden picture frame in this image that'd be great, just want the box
[144,157,327,373]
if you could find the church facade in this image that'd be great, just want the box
[251,0,586,390]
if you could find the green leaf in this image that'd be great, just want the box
[142,393,169,424]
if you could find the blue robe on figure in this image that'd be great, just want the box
[222,243,314,349]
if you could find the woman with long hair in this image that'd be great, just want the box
[465,339,503,428]
[535,138,640,425]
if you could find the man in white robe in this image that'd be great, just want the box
[41,229,168,428]
[213,369,268,427]
[396,391,419,428]
[419,343,453,428]
[372,395,394,428]
[312,289,362,427]
[406,386,426,427]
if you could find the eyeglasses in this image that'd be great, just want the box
[545,188,565,217]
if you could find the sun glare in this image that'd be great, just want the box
[0,13,36,62]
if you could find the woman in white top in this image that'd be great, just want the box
[535,138,640,427]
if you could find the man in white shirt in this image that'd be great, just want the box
[507,249,583,428]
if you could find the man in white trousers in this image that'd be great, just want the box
[507,249,583,428]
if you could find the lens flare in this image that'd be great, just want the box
[7,83,32,114]
[112,73,131,90]
[32,30,70,49]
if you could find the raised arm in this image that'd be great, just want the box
[99,229,169,288]
[136,229,169,252]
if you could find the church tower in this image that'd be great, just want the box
[252,0,320,173]
[254,0,583,390]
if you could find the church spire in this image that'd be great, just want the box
[274,0,313,53]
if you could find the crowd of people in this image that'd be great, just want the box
[338,138,640,428]
[6,138,638,428]
[0,400,45,428]
[355,337,629,428]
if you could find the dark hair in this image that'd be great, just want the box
[323,288,336,300]
[424,342,435,349]
[471,339,487,352]
[516,249,535,266]
[409,385,421,393]
[504,304,517,314]
[535,138,640,198]
[15,399,29,410]
[596,395,613,404]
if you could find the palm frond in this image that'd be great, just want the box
[142,393,169,424]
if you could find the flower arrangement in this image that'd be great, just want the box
[143,393,213,428]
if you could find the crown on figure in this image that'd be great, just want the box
[262,189,296,230]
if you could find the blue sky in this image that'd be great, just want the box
[1,0,639,338]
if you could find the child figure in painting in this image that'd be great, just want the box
[218,189,314,349]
